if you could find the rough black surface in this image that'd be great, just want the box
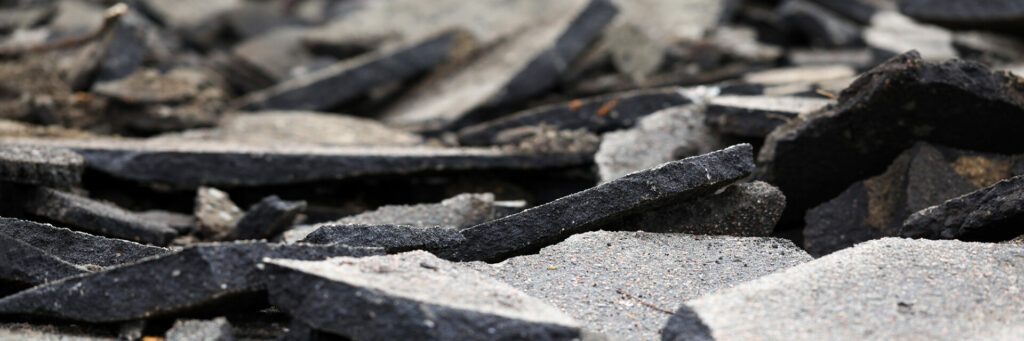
[24,187,178,246]
[264,252,590,341]
[440,144,755,262]
[705,95,831,138]
[165,317,234,341]
[300,224,466,253]
[757,51,1024,225]
[0,146,83,187]
[0,138,593,189]
[238,31,472,111]
[901,175,1024,242]
[457,87,691,146]
[233,195,306,240]
[0,232,85,289]
[0,242,383,322]
[0,216,168,267]
[661,306,714,341]
[614,181,785,236]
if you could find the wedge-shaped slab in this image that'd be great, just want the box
[469,231,810,340]
[458,87,691,146]
[0,138,592,189]
[0,146,83,187]
[902,175,1024,242]
[616,181,786,236]
[380,0,618,130]
[757,51,1024,224]
[662,238,1024,341]
[441,144,755,262]
[0,232,85,289]
[705,95,832,138]
[238,30,473,112]
[233,195,305,240]
[300,224,466,253]
[25,187,178,246]
[264,251,590,340]
[0,242,383,322]
[0,217,168,267]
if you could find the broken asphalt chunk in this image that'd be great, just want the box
[440,144,755,262]
[264,251,592,340]
[662,238,1024,340]
[901,175,1024,242]
[237,30,474,112]
[0,242,383,323]
[757,51,1024,224]
[469,231,811,340]
[0,232,86,290]
[165,317,233,341]
[899,0,1024,31]
[233,195,306,240]
[300,224,465,253]
[616,181,786,236]
[25,187,178,246]
[458,87,692,146]
[0,145,83,187]
[705,95,832,138]
[0,216,168,267]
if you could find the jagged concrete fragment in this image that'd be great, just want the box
[662,238,1024,341]
[758,51,1024,224]
[233,196,306,240]
[616,181,785,236]
[300,224,465,253]
[471,231,810,340]
[441,144,755,261]
[902,175,1024,242]
[804,143,980,255]
[282,193,495,243]
[705,95,832,137]
[899,0,1024,30]
[264,251,589,340]
[195,187,243,241]
[0,146,83,187]
[0,242,382,323]
[779,0,862,47]
[25,187,178,246]
[595,105,726,182]
[380,0,618,130]
[458,87,691,146]
[0,137,593,189]
[165,317,233,341]
[0,217,168,267]
[864,12,957,60]
[0,232,86,289]
[238,31,474,112]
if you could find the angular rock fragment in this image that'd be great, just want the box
[901,175,1024,242]
[458,87,692,146]
[95,68,226,132]
[0,145,83,187]
[166,317,233,341]
[779,0,862,47]
[0,232,86,290]
[0,137,593,189]
[0,217,168,267]
[264,251,590,340]
[195,187,243,241]
[616,181,786,236]
[25,187,178,246]
[96,8,153,83]
[300,224,465,253]
[662,238,1024,340]
[0,242,382,322]
[898,0,1024,31]
[441,144,755,261]
[705,95,832,137]
[233,196,306,240]
[595,105,726,182]
[758,51,1024,224]
[200,111,423,147]
[282,193,495,243]
[380,0,618,130]
[805,143,981,255]
[238,30,474,112]
[469,231,811,340]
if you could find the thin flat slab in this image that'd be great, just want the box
[264,251,591,340]
[468,231,811,340]
[192,111,424,147]
[457,87,692,146]
[662,238,1024,341]
[757,51,1024,224]
[0,242,383,323]
[0,217,168,267]
[0,232,86,289]
[0,146,83,187]
[24,187,179,246]
[380,0,618,130]
[440,144,755,262]
[902,175,1024,242]
[300,224,466,253]
[705,95,832,137]
[0,138,593,189]
[237,30,474,112]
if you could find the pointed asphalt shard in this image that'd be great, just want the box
[0,217,168,267]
